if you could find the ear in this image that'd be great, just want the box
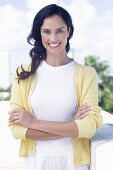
[67,27,71,38]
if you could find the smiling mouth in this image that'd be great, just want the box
[48,43,61,47]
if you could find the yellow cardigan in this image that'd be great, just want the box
[8,61,103,166]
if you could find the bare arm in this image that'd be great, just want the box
[9,104,90,139]
[27,104,90,138]
[26,129,66,140]
[9,109,79,138]
[32,119,79,138]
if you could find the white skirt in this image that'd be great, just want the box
[21,138,89,170]
[21,150,89,170]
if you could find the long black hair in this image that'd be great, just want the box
[17,4,74,80]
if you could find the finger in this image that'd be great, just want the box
[11,109,25,116]
[80,105,91,112]
[12,108,24,113]
[81,107,91,113]
[79,113,89,120]
[84,105,91,110]
[11,120,20,126]
[85,107,91,111]
[81,104,91,110]
[77,107,88,115]
[75,105,91,119]
[10,112,20,119]
[76,107,90,119]
[82,104,89,108]
[78,104,89,111]
[9,115,19,123]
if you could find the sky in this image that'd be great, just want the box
[0,0,113,87]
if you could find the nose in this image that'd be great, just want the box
[50,33,57,42]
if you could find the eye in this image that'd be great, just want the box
[43,30,50,34]
[57,29,64,33]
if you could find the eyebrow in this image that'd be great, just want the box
[41,27,65,31]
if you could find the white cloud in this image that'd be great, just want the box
[0,5,31,51]
[0,4,32,88]
[58,0,113,67]
[26,0,57,12]
[25,0,58,24]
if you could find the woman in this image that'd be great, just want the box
[8,4,103,170]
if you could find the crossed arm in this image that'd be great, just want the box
[9,104,90,140]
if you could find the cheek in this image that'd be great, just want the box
[41,35,48,45]
[60,34,68,42]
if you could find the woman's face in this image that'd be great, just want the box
[40,15,70,56]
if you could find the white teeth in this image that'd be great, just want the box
[49,43,60,47]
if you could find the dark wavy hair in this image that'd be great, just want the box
[17,4,74,80]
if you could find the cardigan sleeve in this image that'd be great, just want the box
[74,67,103,138]
[8,71,28,139]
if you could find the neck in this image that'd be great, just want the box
[45,52,73,67]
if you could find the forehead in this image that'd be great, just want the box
[41,15,67,29]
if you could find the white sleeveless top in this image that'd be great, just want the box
[31,60,77,153]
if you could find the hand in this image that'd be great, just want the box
[74,104,91,120]
[9,108,35,128]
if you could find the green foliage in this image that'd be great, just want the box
[0,86,11,92]
[85,56,113,114]
[0,86,11,101]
